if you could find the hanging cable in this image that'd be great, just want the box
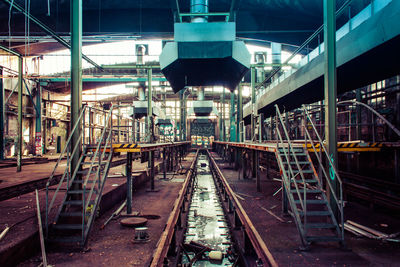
[47,0,51,16]
[8,0,15,67]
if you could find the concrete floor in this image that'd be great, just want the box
[211,152,400,266]
[1,152,196,267]
[2,151,399,266]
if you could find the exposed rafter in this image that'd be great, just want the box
[1,0,103,71]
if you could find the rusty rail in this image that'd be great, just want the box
[207,150,278,267]
[149,149,199,267]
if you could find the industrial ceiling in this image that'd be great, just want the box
[0,0,370,55]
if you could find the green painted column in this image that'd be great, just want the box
[179,90,184,141]
[183,92,187,141]
[236,84,242,142]
[35,85,42,155]
[356,89,362,139]
[0,67,4,160]
[222,87,225,141]
[236,85,243,172]
[324,0,338,216]
[251,67,256,140]
[70,0,83,179]
[17,57,23,172]
[147,68,153,142]
[229,90,236,142]
[147,68,156,191]
[126,152,133,214]
[219,94,223,141]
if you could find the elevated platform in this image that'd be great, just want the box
[214,140,400,152]
[92,141,191,153]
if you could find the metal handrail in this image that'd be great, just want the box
[275,106,308,212]
[81,104,114,237]
[257,0,354,90]
[46,105,87,188]
[45,105,87,234]
[302,105,344,240]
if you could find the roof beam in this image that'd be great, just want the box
[1,0,103,71]
[0,43,21,57]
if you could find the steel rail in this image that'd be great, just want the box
[149,149,199,267]
[208,150,278,267]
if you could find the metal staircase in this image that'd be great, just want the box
[274,105,344,248]
[45,104,114,246]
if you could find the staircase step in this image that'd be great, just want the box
[279,151,304,154]
[299,211,331,216]
[294,199,326,204]
[286,169,314,174]
[283,161,310,165]
[59,212,83,217]
[298,179,318,183]
[72,179,97,184]
[81,162,106,166]
[67,189,98,194]
[306,223,336,229]
[306,236,342,242]
[64,200,83,205]
[290,189,322,194]
[47,236,83,243]
[77,169,97,175]
[53,224,83,230]
[278,147,303,151]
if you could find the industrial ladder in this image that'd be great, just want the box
[274,105,344,248]
[45,105,114,246]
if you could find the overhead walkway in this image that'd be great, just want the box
[244,0,400,119]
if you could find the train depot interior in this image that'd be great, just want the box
[0,0,400,266]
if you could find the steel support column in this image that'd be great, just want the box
[222,87,225,141]
[147,68,153,143]
[229,91,236,142]
[179,90,184,141]
[219,95,223,141]
[259,113,265,142]
[236,85,243,173]
[126,152,133,214]
[250,67,256,140]
[70,0,83,183]
[324,0,338,216]
[35,85,42,155]
[237,84,242,142]
[163,148,167,180]
[256,151,261,191]
[356,88,362,139]
[0,67,4,160]
[17,57,23,172]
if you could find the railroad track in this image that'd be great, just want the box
[149,149,277,267]
[340,171,400,212]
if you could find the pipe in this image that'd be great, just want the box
[138,87,146,101]
[338,100,400,138]
[190,0,208,23]
[197,87,205,101]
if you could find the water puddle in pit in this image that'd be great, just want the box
[182,154,235,266]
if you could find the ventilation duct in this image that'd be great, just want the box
[160,0,250,93]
